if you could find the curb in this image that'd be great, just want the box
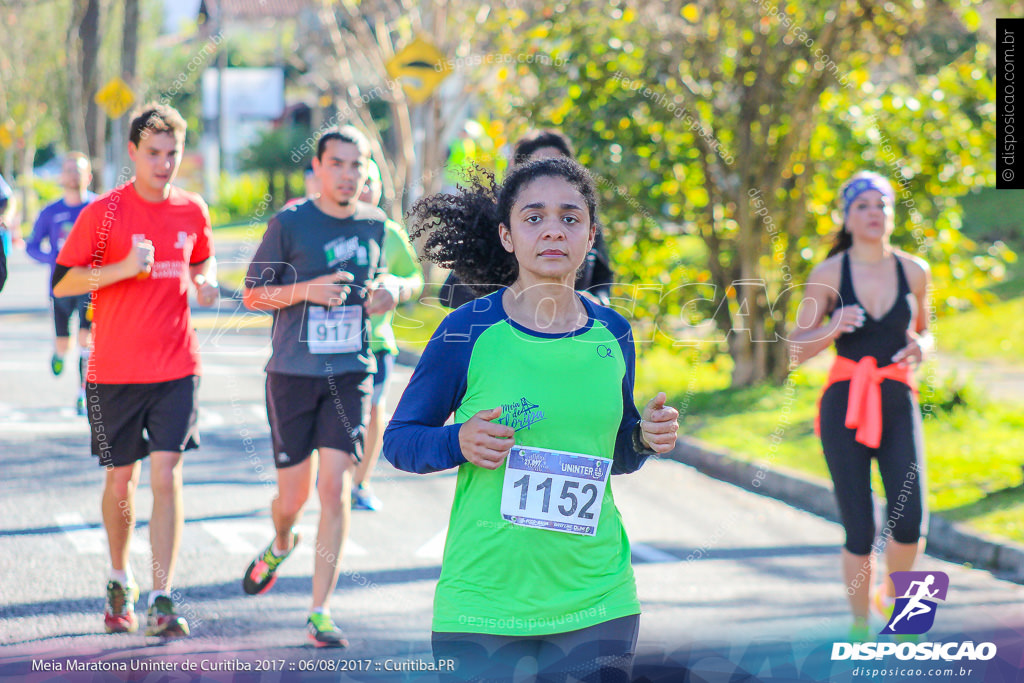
[662,436,1024,585]
[395,345,1024,585]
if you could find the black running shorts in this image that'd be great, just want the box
[265,371,372,469]
[432,614,639,682]
[86,375,200,468]
[52,293,92,337]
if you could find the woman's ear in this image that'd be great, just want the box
[589,223,597,251]
[498,222,515,253]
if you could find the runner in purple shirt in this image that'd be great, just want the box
[25,153,96,413]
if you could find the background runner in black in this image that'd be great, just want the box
[820,252,925,555]
[789,171,933,641]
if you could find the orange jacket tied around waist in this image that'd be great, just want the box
[815,356,916,449]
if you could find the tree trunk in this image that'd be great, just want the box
[114,0,139,179]
[77,0,105,189]
[729,189,771,387]
[17,133,37,235]
[267,170,277,209]
[284,171,296,202]
[66,5,86,154]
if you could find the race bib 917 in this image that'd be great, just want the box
[307,305,362,354]
[499,446,612,536]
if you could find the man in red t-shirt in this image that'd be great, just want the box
[53,103,218,639]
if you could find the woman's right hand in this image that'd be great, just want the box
[459,407,515,469]
[829,305,865,339]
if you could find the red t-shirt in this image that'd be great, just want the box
[57,182,213,384]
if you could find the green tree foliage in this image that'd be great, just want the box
[483,0,1008,385]
[238,126,310,207]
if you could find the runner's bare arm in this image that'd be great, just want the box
[788,258,862,366]
[892,253,933,365]
[242,272,353,311]
[190,257,219,307]
[189,256,217,284]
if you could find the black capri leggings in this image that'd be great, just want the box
[819,379,927,556]
[432,614,639,683]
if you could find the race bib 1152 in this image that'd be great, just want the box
[499,446,612,536]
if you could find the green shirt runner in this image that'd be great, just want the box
[368,219,423,355]
[383,289,653,636]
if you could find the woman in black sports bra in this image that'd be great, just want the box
[788,171,934,641]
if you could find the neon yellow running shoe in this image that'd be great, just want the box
[242,530,299,595]
[307,612,348,648]
[873,589,895,621]
[848,617,872,643]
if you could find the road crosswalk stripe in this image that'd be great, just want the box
[415,527,447,558]
[55,512,152,556]
[630,543,679,564]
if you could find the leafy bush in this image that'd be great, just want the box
[32,177,62,206]
[917,366,988,416]
[209,173,271,225]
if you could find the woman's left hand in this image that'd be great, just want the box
[640,392,679,454]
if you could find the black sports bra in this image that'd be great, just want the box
[832,252,912,363]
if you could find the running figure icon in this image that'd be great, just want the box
[881,570,949,635]
[888,574,938,629]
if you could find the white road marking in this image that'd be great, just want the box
[415,527,448,558]
[292,523,367,557]
[200,364,265,376]
[54,512,151,556]
[630,543,679,564]
[0,420,88,434]
[54,512,106,555]
[198,410,226,428]
[198,521,260,555]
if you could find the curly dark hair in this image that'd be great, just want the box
[512,130,575,167]
[408,157,599,295]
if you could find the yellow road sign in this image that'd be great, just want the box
[95,77,136,119]
[0,121,13,149]
[386,36,451,105]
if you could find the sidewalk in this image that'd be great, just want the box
[662,436,1024,584]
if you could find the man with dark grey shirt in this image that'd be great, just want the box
[240,126,400,647]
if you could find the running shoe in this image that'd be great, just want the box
[76,391,86,416]
[145,595,190,638]
[51,353,64,376]
[352,482,382,511]
[872,588,895,621]
[103,580,139,633]
[848,617,872,643]
[307,612,348,647]
[242,530,300,595]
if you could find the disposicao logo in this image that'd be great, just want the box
[831,571,998,663]
[882,570,949,635]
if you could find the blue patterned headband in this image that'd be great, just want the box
[842,174,894,219]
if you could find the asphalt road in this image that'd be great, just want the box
[1,246,1021,682]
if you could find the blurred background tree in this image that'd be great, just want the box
[481,0,1009,386]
